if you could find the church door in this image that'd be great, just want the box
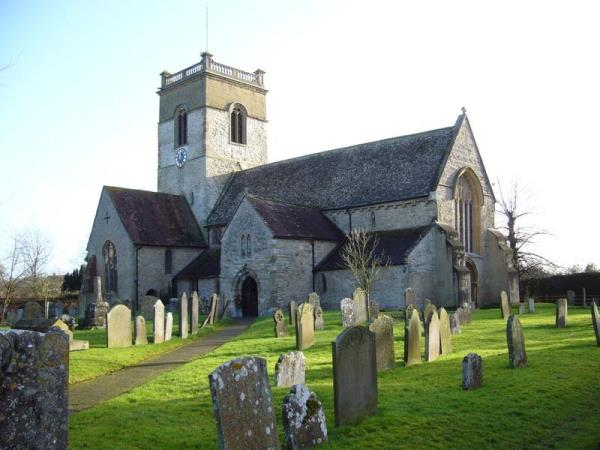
[241,277,258,317]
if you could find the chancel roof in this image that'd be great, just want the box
[106,187,207,248]
[174,248,221,280]
[207,120,459,226]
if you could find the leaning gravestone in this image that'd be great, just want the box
[332,326,377,426]
[153,299,165,344]
[368,314,395,371]
[274,351,306,388]
[0,329,69,449]
[274,309,288,337]
[500,291,511,319]
[296,303,315,350]
[507,315,527,368]
[314,306,325,331]
[528,297,535,313]
[567,290,576,306]
[164,312,173,341]
[462,353,483,390]
[404,309,422,366]
[439,307,453,354]
[23,301,43,318]
[352,287,368,324]
[191,291,199,334]
[450,313,461,334]
[425,310,440,362]
[289,301,297,326]
[340,298,355,328]
[209,357,279,450]
[556,298,568,328]
[591,302,600,346]
[135,315,148,345]
[308,292,320,310]
[282,384,328,449]
[208,293,219,325]
[180,292,189,338]
[106,304,132,348]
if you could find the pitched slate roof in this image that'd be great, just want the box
[173,248,220,280]
[246,195,344,241]
[106,187,206,248]
[207,120,460,226]
[315,227,430,271]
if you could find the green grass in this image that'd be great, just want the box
[70,314,226,384]
[70,304,600,449]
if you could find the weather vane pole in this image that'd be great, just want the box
[206,7,209,52]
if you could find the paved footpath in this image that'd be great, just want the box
[69,319,252,413]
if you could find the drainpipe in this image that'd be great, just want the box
[346,209,352,232]
[134,245,142,314]
[311,240,315,291]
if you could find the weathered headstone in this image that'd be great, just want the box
[404,308,421,366]
[405,287,416,308]
[369,314,395,371]
[209,293,219,324]
[369,299,380,320]
[135,315,148,345]
[179,292,189,338]
[438,307,453,354]
[164,312,173,341]
[140,295,159,320]
[352,288,368,324]
[153,299,165,344]
[507,315,527,368]
[0,329,69,449]
[567,290,576,306]
[528,297,535,313]
[274,351,306,388]
[289,301,297,326]
[424,302,437,326]
[209,357,279,450]
[591,302,600,346]
[518,303,526,315]
[462,353,483,390]
[282,384,328,449]
[50,319,73,342]
[296,303,315,350]
[106,304,132,348]
[500,291,511,319]
[23,301,43,318]
[425,310,440,362]
[274,309,288,337]
[556,298,568,328]
[405,304,417,323]
[191,291,199,334]
[450,312,461,334]
[308,292,320,310]
[340,298,355,328]
[314,306,325,331]
[332,326,377,426]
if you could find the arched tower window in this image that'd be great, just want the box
[454,169,484,254]
[230,103,247,144]
[176,107,187,147]
[102,240,118,293]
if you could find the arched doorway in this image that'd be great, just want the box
[466,260,478,307]
[241,277,258,317]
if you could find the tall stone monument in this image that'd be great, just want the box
[82,276,110,328]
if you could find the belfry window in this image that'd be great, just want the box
[454,169,483,254]
[176,107,187,147]
[230,103,247,144]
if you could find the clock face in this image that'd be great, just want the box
[175,147,187,168]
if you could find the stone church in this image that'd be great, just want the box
[83,52,518,317]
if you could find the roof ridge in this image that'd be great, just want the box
[105,185,186,199]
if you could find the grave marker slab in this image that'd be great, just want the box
[500,291,511,319]
[274,351,306,388]
[369,314,395,371]
[556,298,568,328]
[340,298,355,328]
[282,384,328,449]
[462,353,483,390]
[274,309,288,337]
[180,293,189,338]
[424,302,437,326]
[450,313,461,334]
[425,310,440,362]
[135,316,148,345]
[289,301,297,326]
[153,300,165,343]
[405,287,416,308]
[352,288,368,324]
[439,307,453,354]
[165,312,173,341]
[308,292,320,310]
[209,293,219,325]
[528,297,535,313]
[191,291,199,334]
[296,303,315,350]
[592,302,600,346]
[404,309,422,366]
[106,305,132,348]
[314,306,325,331]
[507,315,527,368]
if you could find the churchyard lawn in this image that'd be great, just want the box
[70,304,600,449]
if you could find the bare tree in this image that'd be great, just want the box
[496,179,556,278]
[341,228,389,321]
[0,236,27,321]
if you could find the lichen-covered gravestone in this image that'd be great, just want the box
[591,302,600,346]
[209,357,280,450]
[404,308,422,366]
[296,303,315,350]
[164,312,173,341]
[439,307,453,354]
[282,384,328,449]
[368,314,395,371]
[450,313,461,334]
[340,298,355,328]
[106,304,132,348]
[274,309,288,337]
[289,301,297,326]
[308,292,320,310]
[153,299,165,344]
[180,292,189,338]
[405,304,417,324]
[314,306,325,331]
[528,297,535,313]
[462,353,483,390]
[135,315,148,345]
[332,326,377,426]
[556,298,568,328]
[500,291,511,319]
[352,288,368,324]
[274,351,306,387]
[191,291,199,334]
[0,329,69,449]
[507,315,527,368]
[425,310,440,362]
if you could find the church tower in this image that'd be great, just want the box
[156,52,268,229]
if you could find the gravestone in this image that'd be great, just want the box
[0,329,69,449]
[50,319,73,343]
[308,292,320,310]
[179,292,189,338]
[528,297,535,313]
[23,301,43,318]
[439,307,453,354]
[404,308,422,366]
[424,302,437,326]
[82,275,110,328]
[500,291,511,319]
[507,315,527,368]
[518,303,526,315]
[352,288,368,324]
[369,299,380,320]
[274,309,288,337]
[289,301,297,326]
[425,310,440,362]
[405,304,417,323]
[153,299,165,344]
[208,356,279,450]
[191,291,199,334]
[591,302,600,346]
[462,353,483,390]
[556,298,568,328]
[274,351,306,387]
[450,313,461,334]
[282,384,328,449]
[209,293,219,324]
[296,303,315,350]
[405,287,416,308]
[140,295,159,320]
[135,316,148,345]
[567,290,576,306]
[314,306,325,331]
[332,326,377,426]
[106,304,132,348]
[164,312,173,341]
[340,298,355,328]
[368,314,395,371]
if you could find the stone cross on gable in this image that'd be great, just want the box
[103,212,111,224]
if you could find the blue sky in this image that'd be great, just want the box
[1,0,599,273]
